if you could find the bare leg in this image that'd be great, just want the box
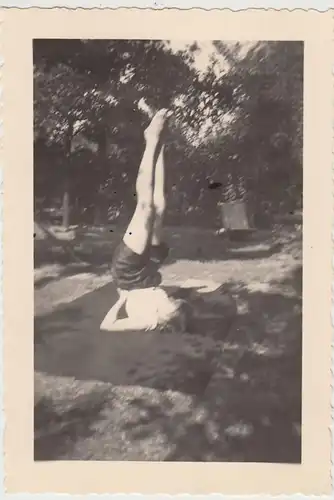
[123,110,169,255]
[151,144,166,246]
[100,110,170,333]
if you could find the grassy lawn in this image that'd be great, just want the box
[34,225,302,462]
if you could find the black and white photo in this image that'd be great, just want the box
[33,38,304,463]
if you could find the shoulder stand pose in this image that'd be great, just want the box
[100,108,187,333]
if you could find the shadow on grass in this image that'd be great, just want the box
[167,229,284,263]
[34,281,225,393]
[34,262,111,289]
[115,267,302,463]
[34,233,117,288]
[120,358,301,463]
[34,226,286,281]
[34,389,113,460]
[34,265,302,463]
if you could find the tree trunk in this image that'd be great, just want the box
[62,120,74,229]
[94,126,109,226]
[62,180,70,228]
[93,202,102,226]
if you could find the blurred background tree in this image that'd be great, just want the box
[34,39,303,229]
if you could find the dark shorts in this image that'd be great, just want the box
[111,240,169,291]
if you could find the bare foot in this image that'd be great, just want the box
[144,108,171,143]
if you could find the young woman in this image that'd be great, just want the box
[100,108,188,333]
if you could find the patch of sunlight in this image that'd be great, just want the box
[34,264,63,282]
[220,366,235,379]
[237,300,250,315]
[222,342,245,352]
[191,406,209,424]
[251,342,284,357]
[181,278,221,293]
[247,282,271,293]
[225,421,254,438]
[67,272,96,281]
[206,420,220,441]
[50,227,76,240]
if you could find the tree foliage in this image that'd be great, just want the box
[34,39,303,228]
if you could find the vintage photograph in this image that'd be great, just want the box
[33,39,303,463]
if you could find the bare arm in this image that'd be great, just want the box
[100,293,128,331]
[100,317,155,333]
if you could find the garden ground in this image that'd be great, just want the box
[34,224,302,462]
